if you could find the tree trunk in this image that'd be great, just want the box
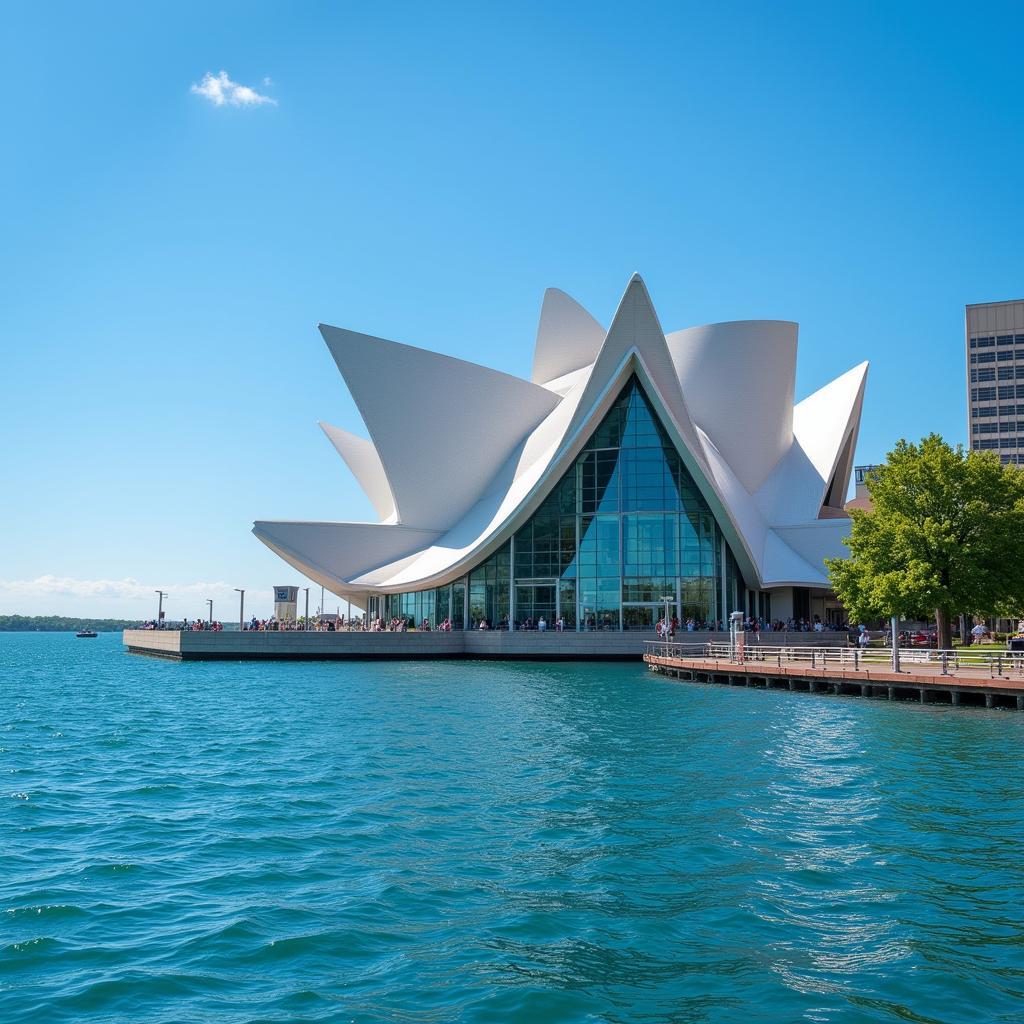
[935,607,952,651]
[958,613,971,646]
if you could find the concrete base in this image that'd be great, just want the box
[126,629,650,661]
[123,629,850,662]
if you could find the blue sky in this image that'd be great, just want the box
[3,1,1022,619]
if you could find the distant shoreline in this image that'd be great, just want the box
[0,615,142,633]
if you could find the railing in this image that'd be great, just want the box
[644,640,1024,677]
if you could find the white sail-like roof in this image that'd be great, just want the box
[667,320,797,492]
[320,325,560,532]
[256,275,868,598]
[318,422,396,522]
[531,287,605,387]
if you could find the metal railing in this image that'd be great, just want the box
[644,640,1024,677]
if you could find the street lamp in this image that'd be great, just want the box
[303,587,309,631]
[891,613,901,673]
[155,590,167,629]
[206,599,213,627]
[659,598,675,651]
[234,588,245,632]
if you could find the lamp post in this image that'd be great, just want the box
[729,610,744,662]
[303,588,309,631]
[206,599,213,627]
[155,590,167,629]
[660,594,674,653]
[234,588,245,632]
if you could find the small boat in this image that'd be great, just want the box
[75,629,98,638]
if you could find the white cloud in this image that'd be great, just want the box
[191,70,277,108]
[0,575,359,620]
[0,575,242,601]
[0,576,265,619]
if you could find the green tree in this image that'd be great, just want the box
[0,615,143,632]
[826,434,1024,649]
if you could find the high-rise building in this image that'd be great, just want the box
[845,465,880,512]
[966,299,1024,464]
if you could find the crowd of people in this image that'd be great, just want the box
[243,616,366,631]
[140,612,856,635]
[364,617,458,632]
[140,619,224,631]
[655,614,843,638]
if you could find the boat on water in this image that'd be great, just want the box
[75,629,98,638]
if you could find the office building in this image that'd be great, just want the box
[966,299,1024,464]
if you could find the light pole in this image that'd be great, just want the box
[729,610,744,662]
[303,587,309,631]
[206,599,213,627]
[660,594,674,651]
[155,590,167,629]
[234,588,245,632]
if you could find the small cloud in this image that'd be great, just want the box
[0,575,248,601]
[191,70,277,108]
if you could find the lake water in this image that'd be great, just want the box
[2,632,1023,1023]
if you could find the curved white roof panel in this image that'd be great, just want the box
[318,421,396,522]
[256,275,868,598]
[320,324,560,532]
[531,287,605,387]
[667,320,797,492]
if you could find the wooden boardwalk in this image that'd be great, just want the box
[644,649,1024,710]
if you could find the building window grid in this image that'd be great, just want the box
[380,377,741,631]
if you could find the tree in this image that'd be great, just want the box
[826,434,1024,649]
[0,615,143,632]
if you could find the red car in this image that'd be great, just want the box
[909,631,936,648]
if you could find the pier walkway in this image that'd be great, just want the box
[123,629,845,662]
[644,641,1024,710]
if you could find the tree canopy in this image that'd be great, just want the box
[0,615,142,632]
[826,434,1024,647]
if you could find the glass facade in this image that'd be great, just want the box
[369,376,751,630]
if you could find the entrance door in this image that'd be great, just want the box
[622,604,661,631]
[515,583,556,628]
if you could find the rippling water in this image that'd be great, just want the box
[3,633,1023,1023]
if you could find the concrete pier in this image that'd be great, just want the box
[123,629,845,662]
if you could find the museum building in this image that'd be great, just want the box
[254,275,867,630]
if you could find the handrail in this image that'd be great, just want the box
[643,640,1024,676]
